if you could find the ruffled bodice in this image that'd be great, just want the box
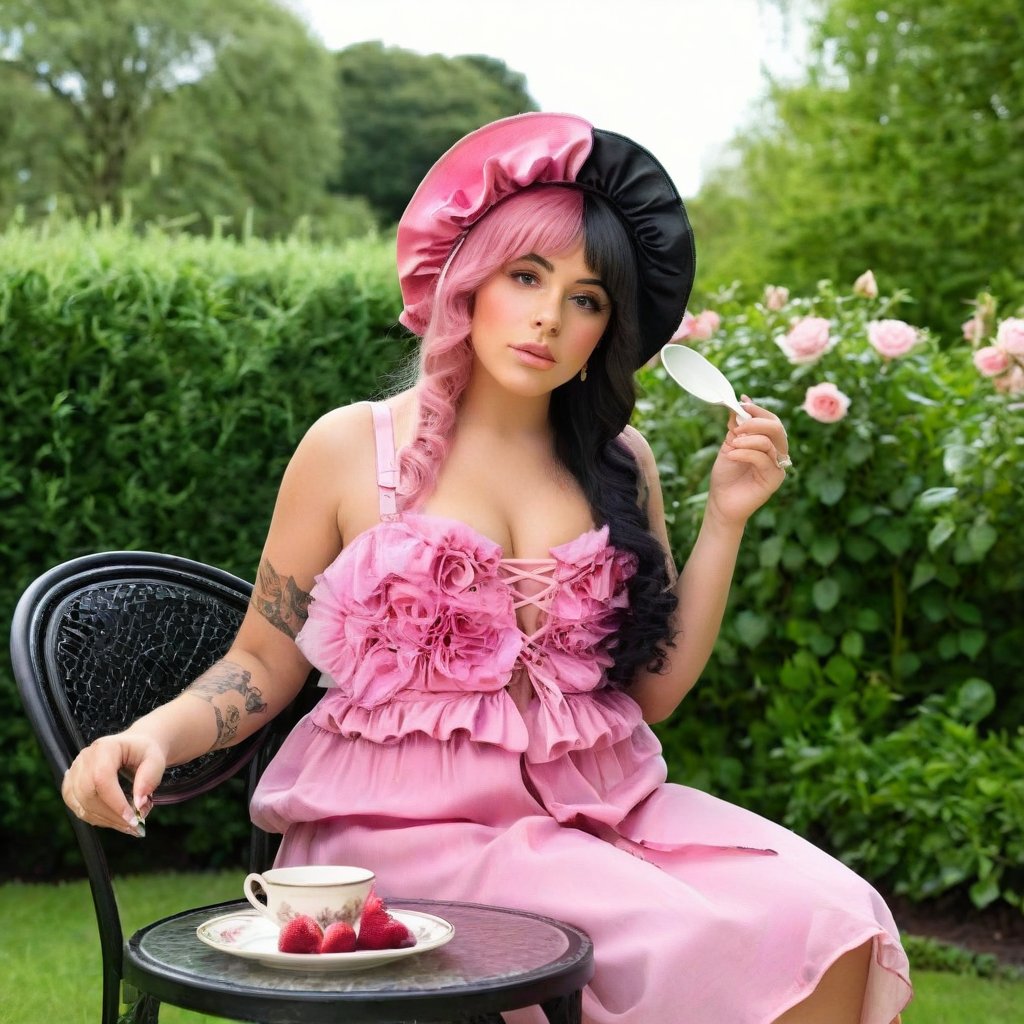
[296,512,640,764]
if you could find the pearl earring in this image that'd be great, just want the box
[580,363,588,382]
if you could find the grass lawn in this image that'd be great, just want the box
[0,871,1020,1024]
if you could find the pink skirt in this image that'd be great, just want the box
[252,718,912,1024]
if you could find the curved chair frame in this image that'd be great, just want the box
[10,551,305,1024]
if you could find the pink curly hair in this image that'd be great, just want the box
[398,186,585,509]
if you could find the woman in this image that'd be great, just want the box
[62,113,911,1023]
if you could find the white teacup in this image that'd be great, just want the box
[243,865,375,931]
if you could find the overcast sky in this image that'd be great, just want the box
[283,0,810,198]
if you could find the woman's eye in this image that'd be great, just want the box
[511,270,537,286]
[573,294,606,313]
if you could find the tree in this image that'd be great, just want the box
[331,42,536,224]
[691,0,1024,332]
[0,0,343,236]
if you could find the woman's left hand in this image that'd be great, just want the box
[706,397,790,526]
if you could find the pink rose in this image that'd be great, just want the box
[853,270,878,299]
[671,311,695,341]
[962,316,985,344]
[802,382,851,423]
[763,285,789,311]
[973,345,1010,377]
[777,316,832,364]
[995,317,1024,356]
[867,319,918,359]
[689,309,721,341]
[994,366,1024,395]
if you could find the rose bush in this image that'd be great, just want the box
[637,274,1024,909]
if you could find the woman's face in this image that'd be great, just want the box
[469,242,612,397]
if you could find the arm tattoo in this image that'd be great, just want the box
[212,705,241,749]
[252,558,311,639]
[188,660,267,749]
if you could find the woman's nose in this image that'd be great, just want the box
[533,302,560,336]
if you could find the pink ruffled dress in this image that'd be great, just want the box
[251,402,912,1024]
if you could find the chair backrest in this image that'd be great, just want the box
[9,550,305,1024]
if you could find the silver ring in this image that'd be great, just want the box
[776,454,793,470]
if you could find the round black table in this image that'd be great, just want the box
[124,898,594,1023]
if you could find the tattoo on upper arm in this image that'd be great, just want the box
[188,661,267,749]
[252,558,311,639]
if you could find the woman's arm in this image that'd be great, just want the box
[624,400,789,723]
[61,404,367,834]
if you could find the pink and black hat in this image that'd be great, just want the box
[396,112,695,368]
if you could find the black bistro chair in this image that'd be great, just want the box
[10,551,593,1024]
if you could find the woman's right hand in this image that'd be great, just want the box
[61,731,167,837]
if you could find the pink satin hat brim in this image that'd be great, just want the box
[396,112,595,336]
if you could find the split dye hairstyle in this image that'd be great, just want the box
[397,185,677,687]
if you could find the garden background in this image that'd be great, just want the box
[1,0,1022,1017]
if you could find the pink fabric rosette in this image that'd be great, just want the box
[297,520,522,707]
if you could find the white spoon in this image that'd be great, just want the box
[660,344,752,421]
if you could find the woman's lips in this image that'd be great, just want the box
[511,343,555,367]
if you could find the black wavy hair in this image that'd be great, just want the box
[549,192,678,687]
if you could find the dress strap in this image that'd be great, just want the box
[370,402,400,521]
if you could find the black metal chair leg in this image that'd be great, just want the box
[118,988,160,1024]
[542,989,583,1024]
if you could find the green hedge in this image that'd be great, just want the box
[4,225,1022,913]
[640,279,1023,910]
[1,221,409,877]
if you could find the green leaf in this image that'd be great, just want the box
[781,541,807,572]
[916,487,959,510]
[942,445,973,475]
[873,522,912,556]
[824,654,857,688]
[844,436,874,466]
[818,477,846,506]
[758,535,784,569]
[812,577,841,612]
[969,877,1001,910]
[928,519,956,552]
[967,522,997,559]
[909,561,936,591]
[953,601,982,625]
[846,505,874,527]
[844,535,877,563]
[855,608,883,632]
[840,631,864,658]
[810,535,841,566]
[954,678,995,723]
[894,652,922,677]
[919,590,948,623]
[735,611,771,649]
[937,634,959,660]
[958,629,986,659]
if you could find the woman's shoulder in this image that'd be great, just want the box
[296,401,375,466]
[303,392,418,451]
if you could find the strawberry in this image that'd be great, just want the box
[321,921,357,953]
[277,914,323,954]
[356,895,415,950]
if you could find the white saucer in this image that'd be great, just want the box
[196,908,455,972]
